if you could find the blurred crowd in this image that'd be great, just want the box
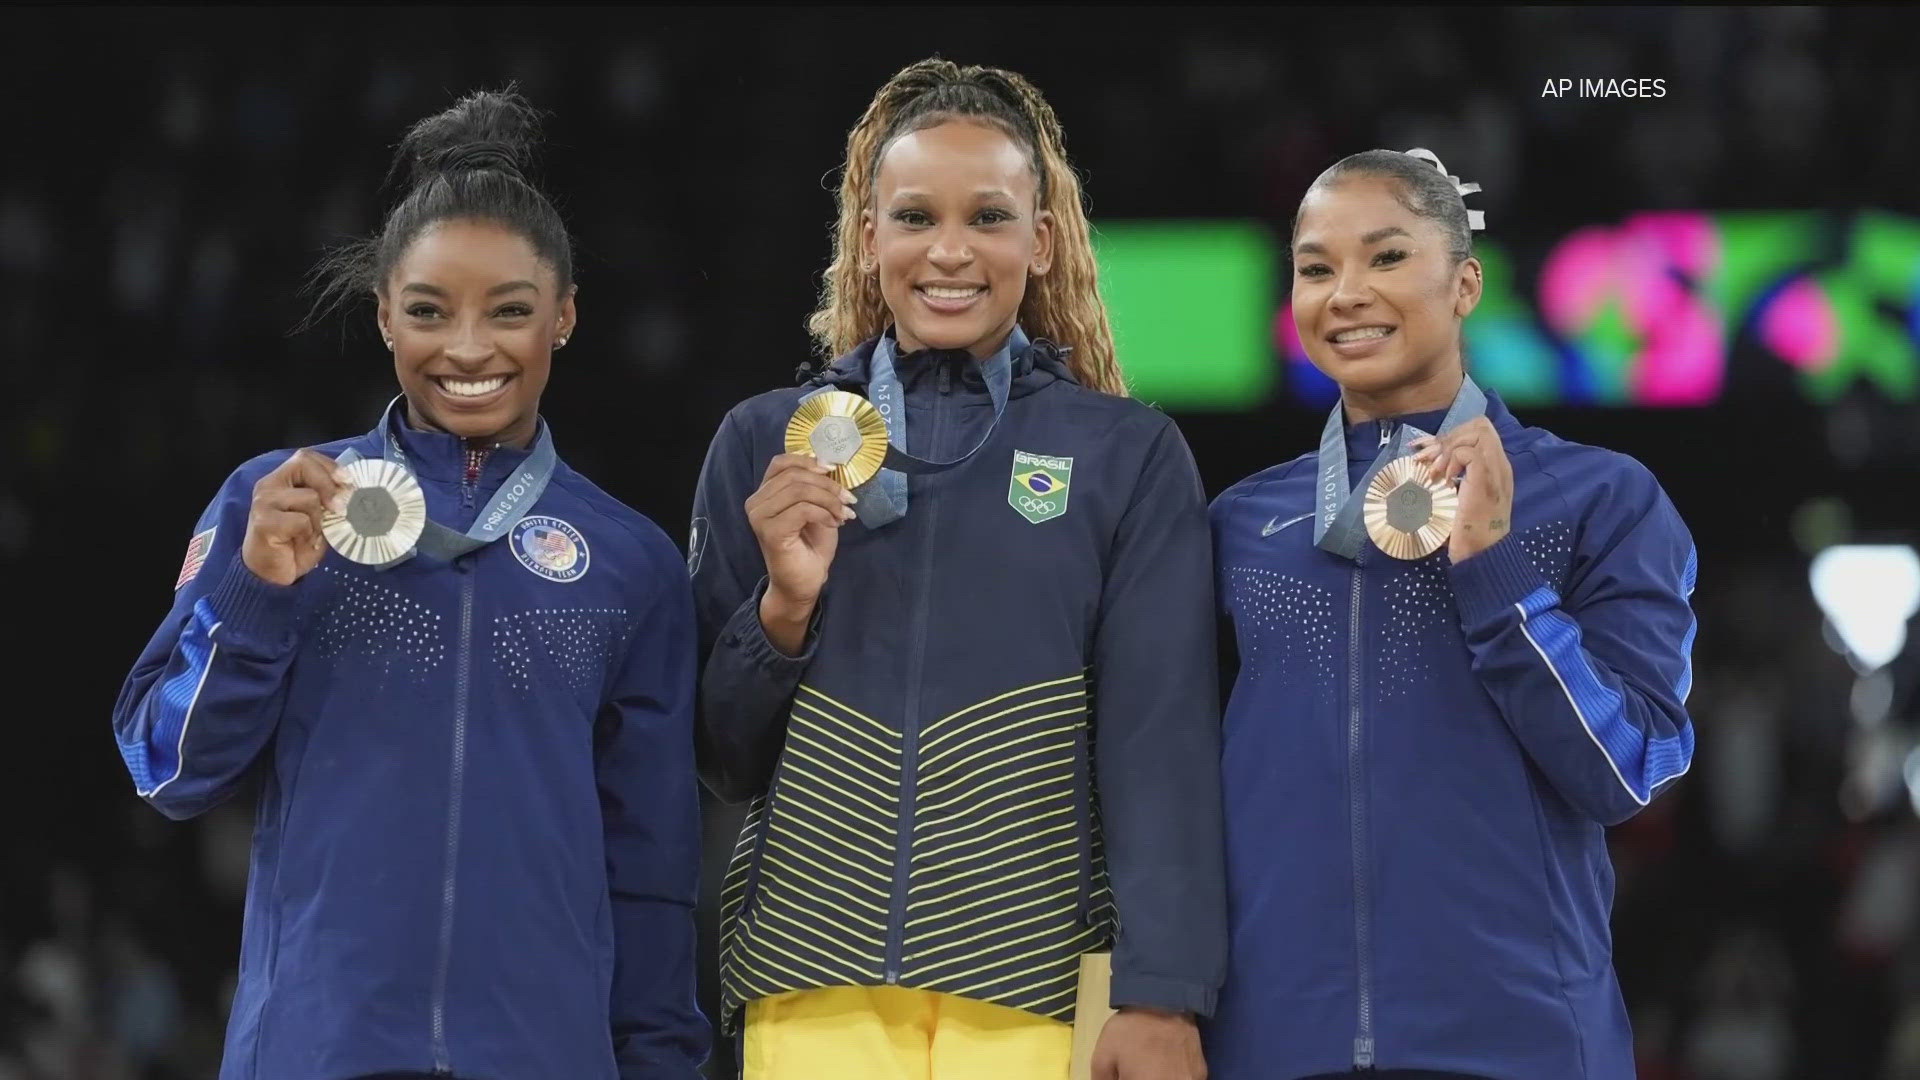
[6,6,1919,1078]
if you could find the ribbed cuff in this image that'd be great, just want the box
[1446,533,1552,626]
[1109,972,1219,1020]
[203,558,302,657]
[719,578,821,670]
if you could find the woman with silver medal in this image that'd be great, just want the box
[1204,150,1700,1080]
[110,89,707,1079]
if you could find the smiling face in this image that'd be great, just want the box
[863,119,1053,359]
[1291,176,1482,415]
[376,218,576,447]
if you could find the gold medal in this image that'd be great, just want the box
[1363,456,1457,560]
[321,457,427,565]
[785,390,890,490]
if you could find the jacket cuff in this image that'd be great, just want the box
[1446,533,1552,626]
[1109,972,1218,1020]
[203,557,302,656]
[720,578,821,670]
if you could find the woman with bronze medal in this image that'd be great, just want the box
[690,59,1225,1080]
[1204,150,1699,1080]
[110,89,708,1079]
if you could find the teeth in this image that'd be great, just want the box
[920,285,984,300]
[1333,327,1393,343]
[439,376,506,397]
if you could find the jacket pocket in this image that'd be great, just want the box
[1072,716,1096,925]
[742,787,778,922]
[720,783,779,951]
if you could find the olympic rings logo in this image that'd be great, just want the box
[1017,495,1058,514]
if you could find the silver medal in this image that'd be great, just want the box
[321,457,427,565]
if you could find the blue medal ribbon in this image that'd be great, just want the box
[802,327,1019,529]
[336,395,558,566]
[1312,376,1487,561]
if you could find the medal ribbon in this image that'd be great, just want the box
[1313,376,1486,561]
[802,326,1019,528]
[336,395,558,565]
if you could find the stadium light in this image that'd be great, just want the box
[1810,545,1920,673]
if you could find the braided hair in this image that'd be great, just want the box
[807,59,1126,396]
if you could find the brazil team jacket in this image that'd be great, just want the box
[690,331,1229,1032]
[111,418,708,1080]
[1203,392,1697,1080]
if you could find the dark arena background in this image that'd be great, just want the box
[9,6,1920,1078]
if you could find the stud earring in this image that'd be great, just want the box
[383,338,394,351]
[555,336,569,349]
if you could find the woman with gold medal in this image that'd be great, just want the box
[689,58,1226,1080]
[1204,150,1700,1080]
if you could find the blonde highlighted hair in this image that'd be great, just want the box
[805,58,1127,397]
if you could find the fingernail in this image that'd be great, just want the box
[841,506,856,521]
[840,489,857,505]
[329,494,349,514]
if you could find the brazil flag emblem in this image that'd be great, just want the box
[1008,450,1073,524]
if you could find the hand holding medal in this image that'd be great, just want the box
[241,449,356,587]
[1409,417,1514,563]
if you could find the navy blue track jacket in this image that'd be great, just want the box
[1204,392,1697,1080]
[690,331,1229,1031]
[112,418,708,1080]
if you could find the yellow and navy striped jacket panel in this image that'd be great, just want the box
[718,675,1116,1026]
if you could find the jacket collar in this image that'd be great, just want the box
[360,398,546,484]
[1338,389,1517,462]
[808,325,1075,401]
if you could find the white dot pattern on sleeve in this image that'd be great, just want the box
[1517,520,1574,592]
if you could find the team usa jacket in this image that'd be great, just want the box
[690,330,1229,1033]
[1204,392,1697,1080]
[111,417,708,1080]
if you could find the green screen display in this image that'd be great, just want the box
[1093,221,1276,409]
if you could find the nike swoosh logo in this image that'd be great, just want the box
[1261,512,1313,538]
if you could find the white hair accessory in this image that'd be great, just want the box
[1401,147,1485,231]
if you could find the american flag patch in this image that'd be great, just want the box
[176,527,216,590]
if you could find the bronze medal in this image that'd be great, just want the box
[1362,456,1457,560]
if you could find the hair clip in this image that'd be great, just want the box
[1402,147,1485,231]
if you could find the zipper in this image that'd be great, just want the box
[461,445,491,506]
[1348,552,1374,1069]
[1379,417,1396,449]
[430,564,475,1073]
[885,362,951,983]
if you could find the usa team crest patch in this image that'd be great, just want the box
[1008,450,1073,524]
[512,516,589,582]
[176,527,216,590]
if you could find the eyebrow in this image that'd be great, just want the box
[1293,226,1412,257]
[889,188,1019,203]
[400,280,540,297]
